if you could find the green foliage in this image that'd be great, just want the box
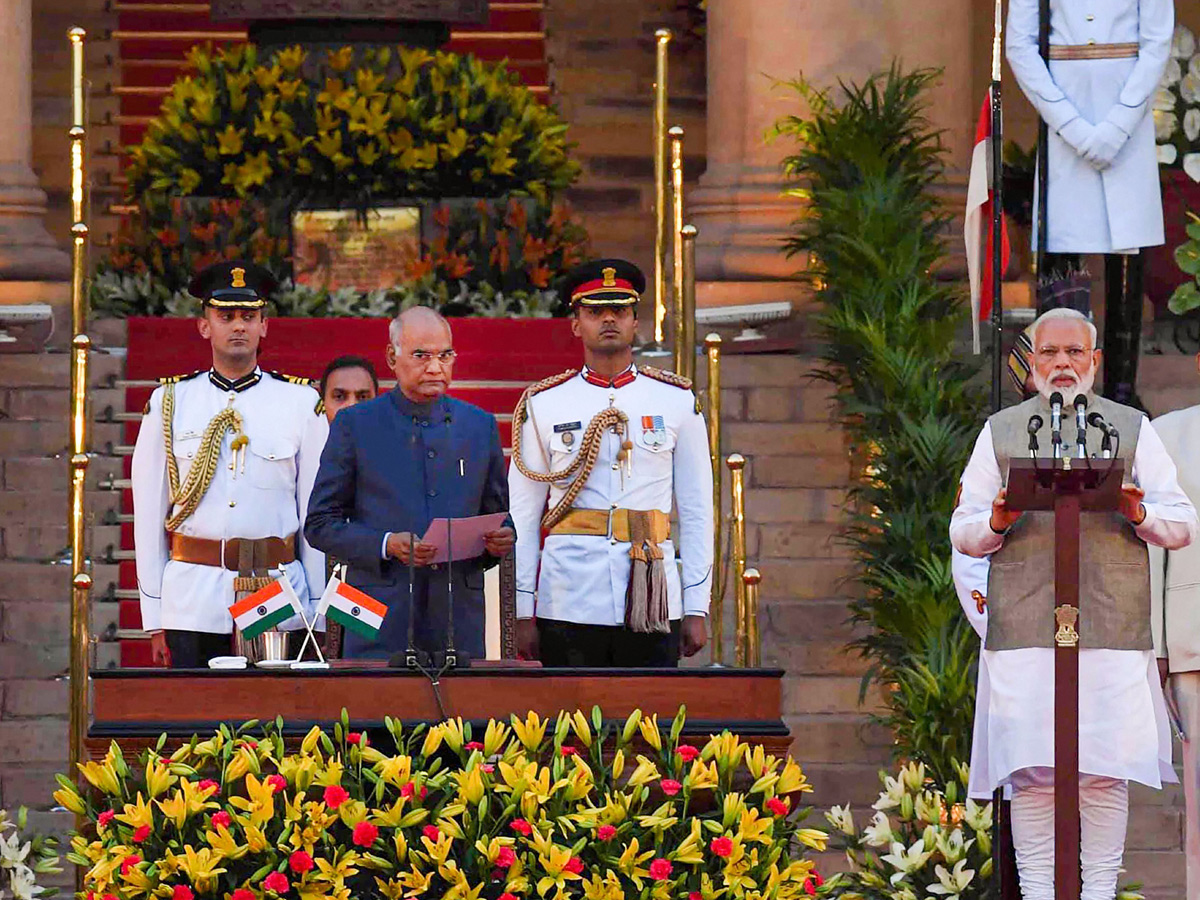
[0,806,61,899]
[773,65,986,786]
[1167,211,1200,314]
[126,43,580,211]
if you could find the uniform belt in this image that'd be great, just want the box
[549,508,670,543]
[169,533,296,570]
[1048,42,1138,60]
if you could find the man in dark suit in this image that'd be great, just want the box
[305,307,514,660]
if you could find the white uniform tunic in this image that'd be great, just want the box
[1006,0,1173,252]
[951,417,1196,797]
[509,367,714,624]
[132,369,328,634]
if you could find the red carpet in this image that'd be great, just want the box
[117,315,578,665]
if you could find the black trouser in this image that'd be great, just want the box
[536,619,681,668]
[166,630,232,669]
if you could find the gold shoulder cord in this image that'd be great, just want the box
[511,370,632,531]
[160,384,248,532]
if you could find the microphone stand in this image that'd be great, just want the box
[444,515,458,668]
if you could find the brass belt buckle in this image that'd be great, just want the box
[607,505,616,543]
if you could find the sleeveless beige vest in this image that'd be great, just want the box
[984,394,1150,651]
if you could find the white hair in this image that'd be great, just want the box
[1030,307,1097,349]
[389,306,450,350]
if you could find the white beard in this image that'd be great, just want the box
[1033,366,1096,404]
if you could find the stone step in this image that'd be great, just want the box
[0,562,120,602]
[1,455,123,492]
[0,490,119,526]
[0,350,122,389]
[1,524,121,562]
[1124,850,1186,899]
[0,420,123,458]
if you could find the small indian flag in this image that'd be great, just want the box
[228,577,302,640]
[316,576,387,639]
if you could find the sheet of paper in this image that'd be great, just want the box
[419,512,509,564]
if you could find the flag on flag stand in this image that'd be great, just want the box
[316,575,387,639]
[965,86,1011,354]
[229,577,303,640]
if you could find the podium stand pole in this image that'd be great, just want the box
[1053,490,1081,900]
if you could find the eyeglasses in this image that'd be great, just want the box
[1035,345,1091,362]
[407,349,458,365]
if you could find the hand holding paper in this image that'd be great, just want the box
[419,512,510,563]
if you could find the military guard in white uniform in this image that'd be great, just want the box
[132,261,328,668]
[508,259,713,667]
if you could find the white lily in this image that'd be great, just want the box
[1182,72,1200,105]
[861,811,895,848]
[913,791,942,826]
[879,839,932,885]
[1165,58,1183,87]
[1185,108,1200,142]
[1159,143,1179,165]
[963,798,992,832]
[1186,153,1200,183]
[9,864,43,900]
[826,804,855,836]
[934,827,973,864]
[874,773,907,811]
[1156,110,1179,141]
[899,761,927,793]
[927,860,976,896]
[1173,25,1196,60]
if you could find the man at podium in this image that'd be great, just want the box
[950,307,1197,900]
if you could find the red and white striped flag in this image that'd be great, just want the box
[964,87,1011,354]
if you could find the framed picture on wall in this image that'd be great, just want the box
[291,207,422,292]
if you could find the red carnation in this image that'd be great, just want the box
[509,818,532,836]
[323,785,349,808]
[803,878,816,896]
[498,894,519,900]
[211,811,232,829]
[97,810,115,830]
[240,740,258,750]
[173,886,194,900]
[345,732,364,746]
[689,894,702,900]
[266,775,287,793]
[422,825,441,842]
[231,889,255,900]
[352,821,379,848]
[400,782,428,800]
[263,872,290,894]
[660,779,682,797]
[288,851,314,874]
[495,847,516,869]
[766,797,790,817]
[596,825,616,841]
[103,895,118,900]
[481,764,495,773]
[648,858,672,881]
[132,825,152,843]
[676,745,700,762]
[564,857,584,875]
[198,779,219,794]
[560,745,577,757]
[120,855,141,876]
[710,837,733,858]
[464,741,484,751]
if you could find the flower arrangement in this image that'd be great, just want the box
[54,708,828,900]
[0,807,61,900]
[126,44,580,210]
[1167,210,1200,314]
[821,761,1143,900]
[1155,25,1200,180]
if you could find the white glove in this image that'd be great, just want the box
[1056,118,1097,157]
[1079,121,1130,171]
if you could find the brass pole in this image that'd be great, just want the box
[67,26,92,798]
[679,224,697,383]
[727,454,747,667]
[705,334,724,665]
[668,126,685,375]
[742,568,762,667]
[650,28,671,349]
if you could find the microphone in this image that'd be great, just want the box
[1049,391,1064,460]
[1086,411,1119,458]
[1073,395,1088,459]
[1027,414,1042,458]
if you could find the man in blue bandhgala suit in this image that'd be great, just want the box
[305,307,514,660]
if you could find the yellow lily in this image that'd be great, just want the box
[671,818,706,865]
[570,710,592,748]
[483,718,510,756]
[420,724,445,758]
[374,877,405,900]
[144,755,176,799]
[172,845,227,892]
[275,45,307,73]
[53,785,85,815]
[736,807,774,846]
[116,792,154,831]
[397,866,433,896]
[581,870,624,900]
[326,46,354,72]
[685,759,720,791]
[216,124,244,156]
[638,715,663,752]
[615,836,653,888]
[535,841,581,896]
[511,711,547,752]
[204,823,248,860]
[228,773,275,827]
[451,766,485,805]
[78,759,121,795]
[625,755,660,790]
[775,759,811,795]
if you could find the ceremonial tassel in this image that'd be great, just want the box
[645,541,670,634]
[625,541,651,633]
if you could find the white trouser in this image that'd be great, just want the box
[1170,671,1200,900]
[1009,766,1128,900]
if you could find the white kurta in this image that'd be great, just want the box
[132,369,328,634]
[950,417,1196,797]
[1006,0,1173,252]
[508,367,714,625]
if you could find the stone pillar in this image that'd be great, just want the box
[0,0,69,281]
[690,0,974,281]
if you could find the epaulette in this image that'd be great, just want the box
[639,366,693,391]
[268,370,316,388]
[513,369,579,426]
[157,370,204,385]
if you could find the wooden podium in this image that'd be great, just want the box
[1005,457,1124,900]
[86,665,790,759]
